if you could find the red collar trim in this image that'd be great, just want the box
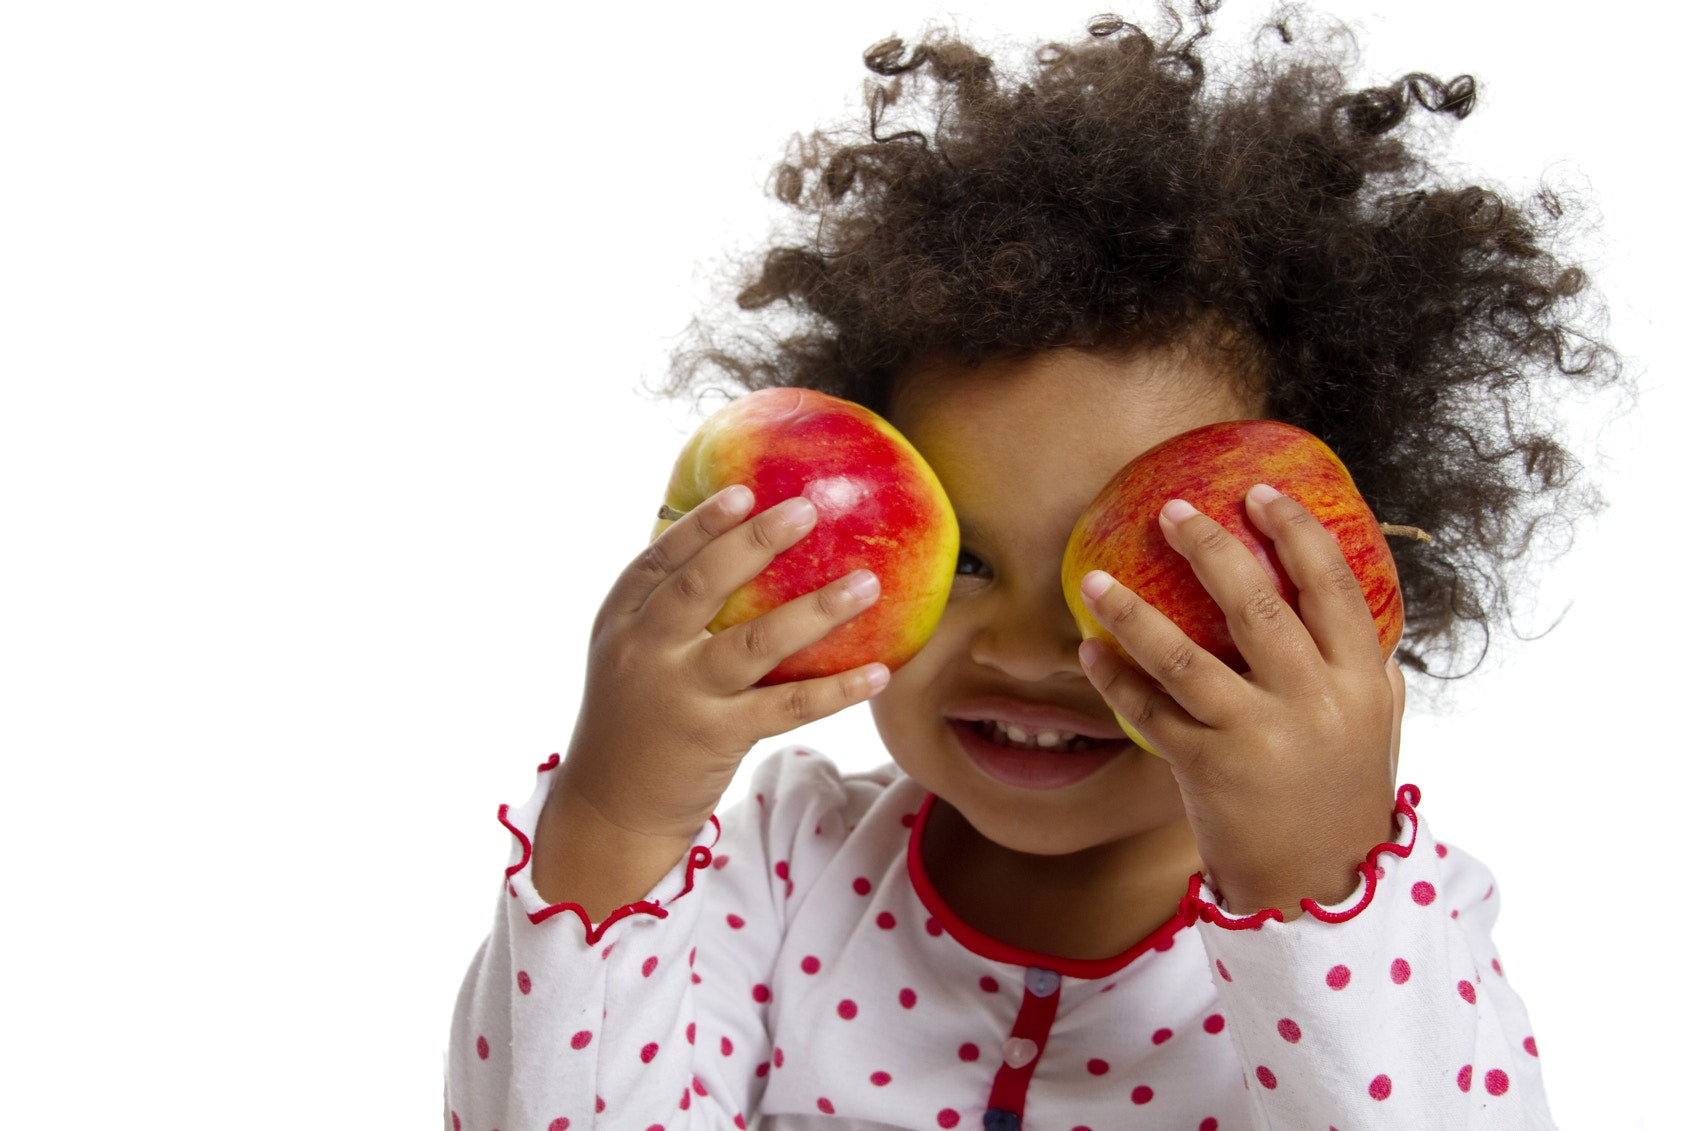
[904,793,1189,980]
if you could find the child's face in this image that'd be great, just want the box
[872,346,1261,858]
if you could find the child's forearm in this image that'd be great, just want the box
[530,778,700,921]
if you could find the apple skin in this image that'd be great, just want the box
[1062,419,1403,692]
[655,387,959,685]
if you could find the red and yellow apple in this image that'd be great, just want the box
[655,387,959,685]
[1062,419,1404,692]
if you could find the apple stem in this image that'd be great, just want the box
[1380,523,1432,543]
[657,504,689,522]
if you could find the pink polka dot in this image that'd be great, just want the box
[1411,881,1436,906]
[877,911,897,930]
[774,861,789,880]
[1485,1069,1510,1096]
[871,1071,892,1086]
[686,1022,696,1045]
[549,1119,570,1131]
[837,999,859,1020]
[517,970,532,994]
[801,955,821,975]
[938,1110,961,1129]
[721,1036,734,1056]
[1326,964,1352,989]
[899,987,918,1009]
[726,914,746,929]
[1132,1085,1154,1104]
[1523,1036,1539,1057]
[1457,1064,1473,1092]
[980,976,1000,993]
[640,1042,658,1064]
[853,877,872,895]
[959,1042,981,1062]
[1215,959,1232,982]
[641,956,658,978]
[1152,1027,1174,1045]
[451,1112,461,1131]
[1390,958,1410,984]
[752,983,771,1003]
[1457,979,1477,1004]
[712,854,730,869]
[476,1035,489,1060]
[1203,1013,1225,1034]
[1277,1018,1301,1043]
[774,1047,785,1068]
[1087,1058,1110,1075]
[596,1098,605,1113]
[926,917,944,937]
[1435,842,1449,857]
[1200,1120,1219,1131]
[1369,1074,1392,1101]
[571,1030,593,1050]
[1492,957,1504,976]
[692,1076,708,1096]
[817,1098,835,1115]
[755,1062,770,1077]
[902,812,918,827]
[1256,1065,1277,1089]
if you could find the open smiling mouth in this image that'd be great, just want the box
[969,719,1111,753]
[948,719,1130,790]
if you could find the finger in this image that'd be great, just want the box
[744,661,891,737]
[702,568,883,690]
[1157,497,1318,683]
[1243,484,1382,670]
[1076,569,1232,740]
[644,495,820,632]
[606,485,757,618]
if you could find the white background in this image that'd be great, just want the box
[2,2,1686,1126]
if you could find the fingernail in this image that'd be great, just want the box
[722,485,755,515]
[1160,499,1199,523]
[845,569,880,601]
[865,663,890,692]
[1078,637,1105,668]
[776,496,816,525]
[1080,570,1114,601]
[1247,483,1281,505]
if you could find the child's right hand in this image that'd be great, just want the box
[531,484,888,917]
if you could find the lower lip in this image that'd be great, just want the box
[948,720,1128,791]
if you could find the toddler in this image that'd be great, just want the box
[448,5,1617,1127]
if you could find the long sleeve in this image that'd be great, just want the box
[445,753,758,1131]
[1187,785,1551,1127]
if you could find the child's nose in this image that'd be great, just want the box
[967,594,1084,683]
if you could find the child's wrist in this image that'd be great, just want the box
[531,781,702,919]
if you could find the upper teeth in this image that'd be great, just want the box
[993,721,1078,749]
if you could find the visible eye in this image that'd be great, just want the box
[954,549,990,578]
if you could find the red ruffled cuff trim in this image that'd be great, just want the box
[1181,784,1422,930]
[495,752,722,945]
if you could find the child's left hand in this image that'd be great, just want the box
[1076,484,1403,919]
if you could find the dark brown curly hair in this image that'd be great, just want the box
[668,1,1622,678]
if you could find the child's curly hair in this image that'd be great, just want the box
[668,1,1622,677]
